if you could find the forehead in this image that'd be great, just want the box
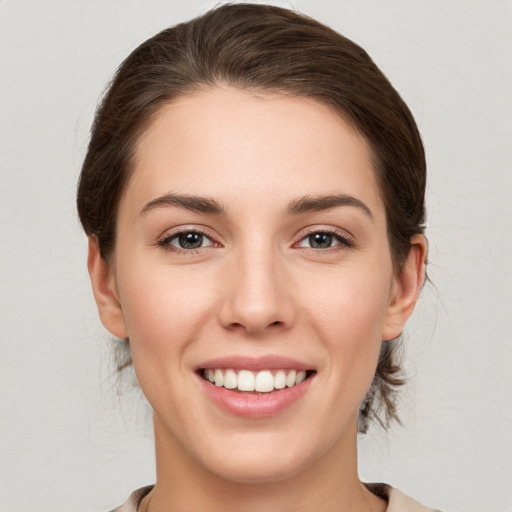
[124,86,384,219]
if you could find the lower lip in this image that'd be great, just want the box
[198,374,313,419]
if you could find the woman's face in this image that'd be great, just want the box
[90,86,421,483]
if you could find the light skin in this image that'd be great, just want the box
[88,86,426,512]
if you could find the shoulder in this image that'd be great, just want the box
[365,483,442,512]
[108,485,153,512]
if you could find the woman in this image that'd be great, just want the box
[77,4,436,511]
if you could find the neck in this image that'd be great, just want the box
[145,415,386,512]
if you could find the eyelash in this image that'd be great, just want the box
[295,228,354,251]
[157,228,219,254]
[157,227,354,254]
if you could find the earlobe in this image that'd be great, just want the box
[87,236,128,339]
[382,234,427,341]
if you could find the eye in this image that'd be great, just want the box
[159,230,216,251]
[297,231,352,249]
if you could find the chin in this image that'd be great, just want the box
[208,453,309,484]
[193,429,323,485]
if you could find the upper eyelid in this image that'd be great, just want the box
[293,226,356,249]
[299,233,350,246]
[157,228,220,253]
[157,225,218,242]
[163,231,214,244]
[295,225,354,241]
[155,224,354,247]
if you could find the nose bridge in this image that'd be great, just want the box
[219,234,293,335]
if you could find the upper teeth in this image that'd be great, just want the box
[204,368,307,392]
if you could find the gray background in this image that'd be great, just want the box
[1,1,511,511]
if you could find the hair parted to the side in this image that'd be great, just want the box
[77,3,426,433]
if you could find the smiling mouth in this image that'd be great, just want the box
[200,368,316,394]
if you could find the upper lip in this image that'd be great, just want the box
[196,355,314,372]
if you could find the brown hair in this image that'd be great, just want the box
[77,3,426,432]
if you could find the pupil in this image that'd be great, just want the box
[310,233,332,249]
[179,232,203,249]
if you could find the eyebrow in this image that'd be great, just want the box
[140,193,226,216]
[286,194,374,220]
[140,192,373,220]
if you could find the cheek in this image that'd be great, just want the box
[114,257,218,382]
[305,264,392,342]
[301,263,392,395]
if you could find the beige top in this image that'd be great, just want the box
[110,484,441,511]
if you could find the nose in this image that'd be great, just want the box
[217,245,295,336]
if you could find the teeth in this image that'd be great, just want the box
[214,369,224,387]
[296,370,306,384]
[203,368,310,393]
[238,370,255,391]
[274,370,286,389]
[255,370,274,392]
[286,370,296,388]
[223,369,237,389]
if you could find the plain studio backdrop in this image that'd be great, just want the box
[1,1,511,511]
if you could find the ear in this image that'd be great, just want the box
[382,234,427,341]
[87,236,128,339]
